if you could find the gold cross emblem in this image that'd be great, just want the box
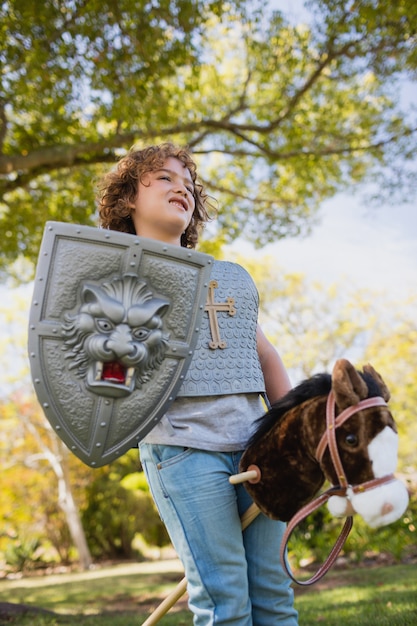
[205,279,236,349]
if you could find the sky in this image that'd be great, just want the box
[230,192,417,299]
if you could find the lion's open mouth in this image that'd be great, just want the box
[86,362,136,398]
[94,362,135,387]
[101,362,126,383]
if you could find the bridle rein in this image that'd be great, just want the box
[279,391,397,585]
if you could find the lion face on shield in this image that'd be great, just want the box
[61,275,170,397]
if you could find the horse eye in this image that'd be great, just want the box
[345,433,358,446]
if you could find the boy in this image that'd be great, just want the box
[97,143,298,625]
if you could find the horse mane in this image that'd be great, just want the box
[249,369,384,447]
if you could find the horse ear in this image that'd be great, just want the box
[332,358,368,409]
[362,363,391,402]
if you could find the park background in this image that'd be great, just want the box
[0,0,416,607]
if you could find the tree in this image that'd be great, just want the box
[0,0,416,278]
[1,390,93,569]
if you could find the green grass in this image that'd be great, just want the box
[295,563,417,625]
[0,560,416,625]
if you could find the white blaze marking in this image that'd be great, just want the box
[368,426,398,477]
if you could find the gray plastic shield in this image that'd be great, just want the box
[28,221,213,467]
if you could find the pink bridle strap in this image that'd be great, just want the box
[280,391,394,586]
[279,473,396,586]
[316,393,388,485]
[280,487,353,586]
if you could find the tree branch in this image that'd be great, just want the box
[0,99,7,152]
[1,120,415,198]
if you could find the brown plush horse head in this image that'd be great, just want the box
[240,359,409,527]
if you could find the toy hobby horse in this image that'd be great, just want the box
[231,358,409,584]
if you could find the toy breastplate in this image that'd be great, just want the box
[177,260,266,397]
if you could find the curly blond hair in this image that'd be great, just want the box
[97,143,215,248]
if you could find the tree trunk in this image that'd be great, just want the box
[23,417,93,570]
[54,440,93,570]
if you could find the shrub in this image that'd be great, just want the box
[81,452,169,560]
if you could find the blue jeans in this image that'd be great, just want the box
[139,444,298,625]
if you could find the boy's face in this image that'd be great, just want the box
[130,157,195,245]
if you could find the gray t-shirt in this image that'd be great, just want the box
[142,393,266,451]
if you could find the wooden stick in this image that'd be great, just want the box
[141,502,260,626]
[229,464,261,484]
[229,469,259,484]
[141,577,187,626]
[240,502,261,529]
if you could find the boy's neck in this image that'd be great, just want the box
[134,226,182,247]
